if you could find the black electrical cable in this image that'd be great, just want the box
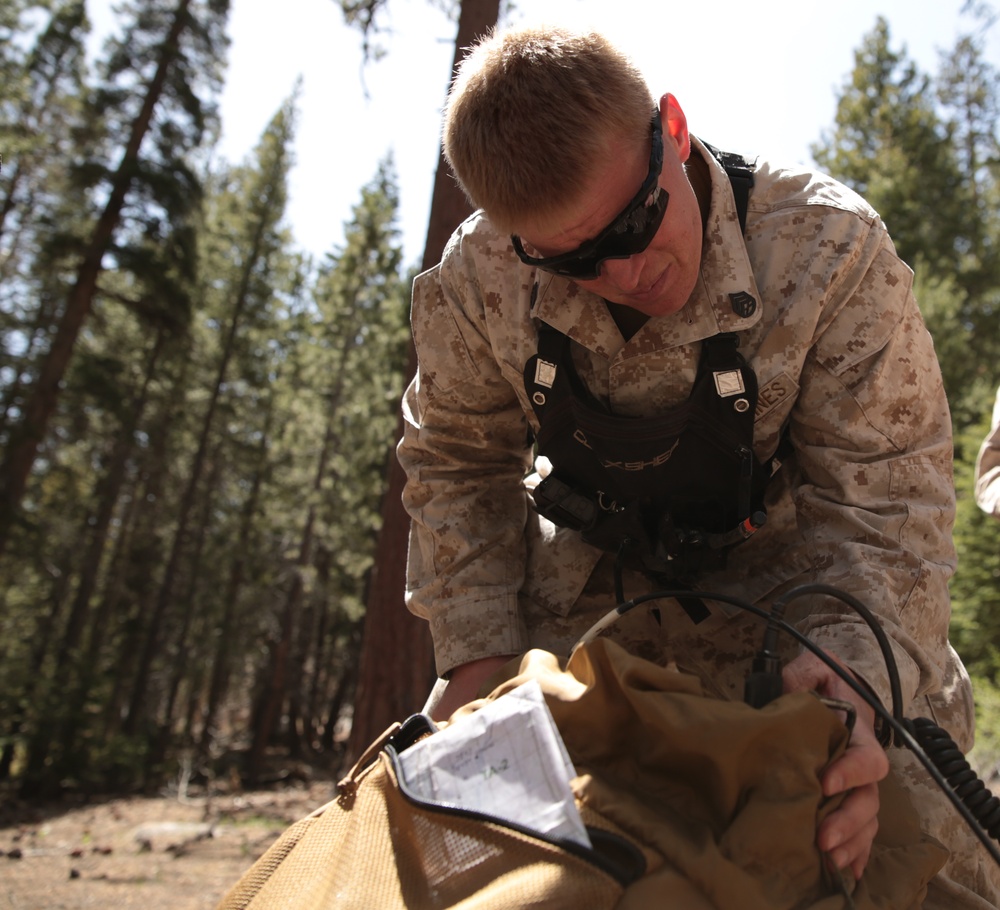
[589,574,1000,869]
[770,584,905,740]
[902,718,1000,841]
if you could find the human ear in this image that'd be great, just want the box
[659,92,691,162]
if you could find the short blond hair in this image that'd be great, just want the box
[443,25,654,233]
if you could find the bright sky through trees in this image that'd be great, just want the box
[85,0,996,267]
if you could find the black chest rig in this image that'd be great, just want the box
[523,144,771,589]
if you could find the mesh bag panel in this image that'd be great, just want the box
[216,752,624,910]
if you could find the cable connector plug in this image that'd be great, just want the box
[743,648,784,708]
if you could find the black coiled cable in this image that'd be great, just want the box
[903,716,1000,840]
[585,573,1000,867]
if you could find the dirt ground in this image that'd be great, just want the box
[0,779,336,910]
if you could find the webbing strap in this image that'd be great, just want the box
[701,140,755,234]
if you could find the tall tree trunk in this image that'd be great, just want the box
[0,0,193,558]
[246,288,365,778]
[0,577,70,781]
[246,404,335,780]
[99,371,181,744]
[16,334,166,785]
[60,332,165,684]
[304,546,334,748]
[0,159,25,246]
[160,444,223,734]
[345,0,500,764]
[147,447,223,781]
[124,199,269,735]
[197,390,276,760]
[321,629,360,754]
[0,260,65,439]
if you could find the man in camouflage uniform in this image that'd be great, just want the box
[397,24,1000,907]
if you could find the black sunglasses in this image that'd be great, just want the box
[511,114,669,281]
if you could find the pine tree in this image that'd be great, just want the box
[122,91,297,749]
[342,0,500,765]
[933,6,1000,427]
[936,7,1000,769]
[0,2,90,439]
[0,0,230,560]
[247,157,410,780]
[811,17,967,279]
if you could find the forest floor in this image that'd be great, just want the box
[0,774,336,910]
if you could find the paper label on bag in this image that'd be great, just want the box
[396,679,591,849]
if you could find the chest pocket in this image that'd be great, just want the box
[524,327,772,585]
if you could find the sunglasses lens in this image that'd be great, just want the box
[544,187,668,280]
[512,113,667,280]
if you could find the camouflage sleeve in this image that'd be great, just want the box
[974,386,1000,518]
[398,254,534,678]
[787,222,957,715]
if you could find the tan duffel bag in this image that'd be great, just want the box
[216,639,946,910]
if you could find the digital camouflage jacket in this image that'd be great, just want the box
[399,138,971,756]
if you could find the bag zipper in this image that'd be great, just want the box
[385,745,646,887]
